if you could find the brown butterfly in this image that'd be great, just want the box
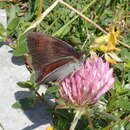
[27,32,84,84]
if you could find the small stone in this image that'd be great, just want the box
[0,9,7,28]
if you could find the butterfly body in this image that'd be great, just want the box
[27,32,83,84]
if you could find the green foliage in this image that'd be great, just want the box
[12,97,36,110]
[0,24,7,41]
[7,18,20,35]
[17,80,37,90]
[45,85,60,95]
[12,35,28,56]
[52,109,72,130]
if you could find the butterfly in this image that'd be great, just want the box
[27,32,84,84]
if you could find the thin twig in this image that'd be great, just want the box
[36,0,44,19]
[0,122,5,130]
[0,0,11,1]
[23,0,130,49]
[35,90,45,102]
[44,17,59,33]
[118,40,130,49]
[58,0,130,49]
[58,0,107,34]
[102,115,130,130]
[23,0,59,34]
[53,0,97,36]
[35,90,55,108]
[88,117,94,130]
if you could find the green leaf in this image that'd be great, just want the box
[45,85,60,95]
[12,97,36,110]
[7,18,20,35]
[117,97,130,111]
[0,24,7,41]
[13,42,28,56]
[128,70,130,83]
[17,81,37,89]
[53,109,72,130]
[114,78,122,92]
[126,122,130,130]
[0,2,11,8]
[30,71,36,82]
[13,35,28,56]
[108,95,130,112]
[55,118,69,130]
[120,48,130,61]
[67,35,81,44]
[112,124,125,130]
[7,5,20,24]
[58,26,71,38]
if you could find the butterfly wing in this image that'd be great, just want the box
[27,32,81,83]
[37,58,81,83]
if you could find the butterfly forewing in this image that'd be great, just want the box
[27,32,81,83]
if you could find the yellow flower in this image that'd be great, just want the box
[105,53,122,64]
[91,25,121,52]
[46,125,54,130]
[105,55,117,64]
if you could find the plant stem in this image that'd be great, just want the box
[58,0,130,49]
[58,0,107,34]
[118,40,130,49]
[102,115,130,130]
[23,0,59,34]
[87,115,94,130]
[44,17,59,33]
[35,90,55,108]
[69,110,83,130]
[53,0,97,36]
[95,111,119,122]
[36,0,44,19]
[0,122,5,130]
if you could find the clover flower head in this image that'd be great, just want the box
[60,55,115,106]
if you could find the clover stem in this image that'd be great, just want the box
[35,90,55,108]
[88,116,94,130]
[70,110,84,130]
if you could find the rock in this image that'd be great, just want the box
[0,45,52,130]
[0,9,7,28]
